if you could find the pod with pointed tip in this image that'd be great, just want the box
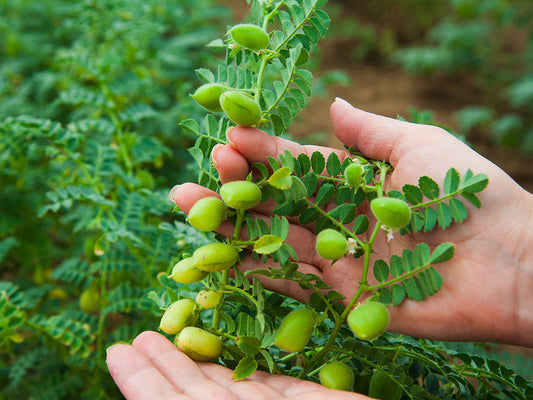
[177,327,223,362]
[192,242,239,272]
[273,308,316,352]
[220,180,261,210]
[169,257,208,284]
[159,299,196,334]
[229,23,269,51]
[187,196,227,232]
[190,83,227,112]
[219,91,261,127]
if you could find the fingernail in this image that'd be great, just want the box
[334,97,351,105]
[211,144,223,170]
[106,343,122,355]
[169,185,181,203]
[226,126,236,147]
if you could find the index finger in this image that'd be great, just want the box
[226,126,350,169]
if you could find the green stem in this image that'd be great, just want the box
[297,284,367,379]
[273,3,316,53]
[368,262,432,291]
[304,198,365,248]
[254,57,269,103]
[212,269,229,330]
[360,221,381,284]
[220,284,259,307]
[263,0,284,30]
[373,345,525,399]
[233,209,246,240]
[411,191,461,210]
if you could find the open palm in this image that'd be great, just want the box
[172,99,533,347]
[107,331,370,400]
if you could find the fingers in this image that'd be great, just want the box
[225,126,349,169]
[197,363,283,399]
[131,331,236,400]
[330,98,453,167]
[106,339,190,400]
[212,143,249,184]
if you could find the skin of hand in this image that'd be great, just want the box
[170,98,533,347]
[106,331,369,400]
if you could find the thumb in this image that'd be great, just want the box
[330,98,452,166]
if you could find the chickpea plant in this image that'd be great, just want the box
[153,0,532,398]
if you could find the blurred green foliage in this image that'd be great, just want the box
[0,0,230,398]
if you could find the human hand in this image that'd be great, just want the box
[106,331,370,400]
[170,98,533,347]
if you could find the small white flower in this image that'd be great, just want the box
[347,238,359,254]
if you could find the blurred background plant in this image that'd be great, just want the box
[0,0,231,398]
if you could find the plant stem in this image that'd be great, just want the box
[297,284,367,379]
[213,209,246,330]
[360,221,381,284]
[212,269,229,330]
[304,198,365,248]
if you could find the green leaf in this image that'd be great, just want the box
[436,203,452,229]
[353,215,369,235]
[195,68,215,83]
[254,235,283,255]
[296,69,313,85]
[271,217,290,240]
[403,277,425,301]
[268,167,293,189]
[259,349,276,373]
[179,119,200,136]
[391,284,406,306]
[303,172,319,196]
[297,153,311,174]
[389,255,403,277]
[315,183,334,206]
[443,168,460,194]
[461,192,482,208]
[461,172,489,193]
[299,208,320,225]
[373,259,389,282]
[403,184,422,205]
[233,355,258,380]
[449,198,467,223]
[286,177,308,201]
[419,176,440,200]
[237,336,262,355]
[423,207,437,232]
[329,203,356,224]
[270,114,284,136]
[429,242,454,264]
[326,152,341,177]
[311,151,325,174]
[413,243,430,266]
